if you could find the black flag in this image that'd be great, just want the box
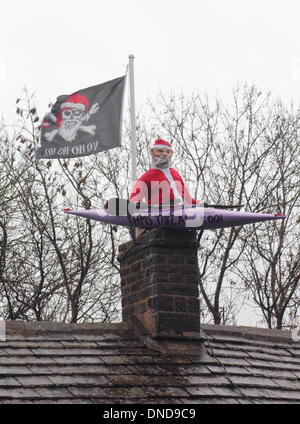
[36,76,126,159]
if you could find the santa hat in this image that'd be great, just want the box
[150,138,172,150]
[61,93,90,111]
[56,93,90,128]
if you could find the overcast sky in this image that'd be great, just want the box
[1,0,300,123]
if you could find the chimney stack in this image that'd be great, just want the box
[118,229,200,339]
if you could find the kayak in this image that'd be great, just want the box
[64,204,285,230]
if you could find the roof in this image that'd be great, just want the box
[0,320,299,404]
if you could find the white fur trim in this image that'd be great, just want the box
[61,102,86,110]
[150,144,172,150]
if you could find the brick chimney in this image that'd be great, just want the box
[118,229,200,340]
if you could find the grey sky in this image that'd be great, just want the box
[1,0,300,123]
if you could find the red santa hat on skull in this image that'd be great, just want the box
[150,138,173,150]
[61,93,90,112]
[56,93,90,128]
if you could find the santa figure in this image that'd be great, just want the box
[130,138,200,207]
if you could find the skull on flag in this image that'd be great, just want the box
[43,93,99,142]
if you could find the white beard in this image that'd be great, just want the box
[59,120,83,142]
[152,155,171,168]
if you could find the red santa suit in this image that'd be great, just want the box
[130,167,198,206]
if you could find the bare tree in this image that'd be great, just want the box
[237,101,300,329]
[147,85,299,327]
[0,93,127,322]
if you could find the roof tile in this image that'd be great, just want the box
[15,376,54,387]
[68,386,146,399]
[0,377,20,386]
[185,375,229,386]
[48,375,112,386]
[230,375,279,388]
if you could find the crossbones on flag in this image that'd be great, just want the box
[36,76,126,159]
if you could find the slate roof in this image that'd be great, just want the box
[0,320,299,404]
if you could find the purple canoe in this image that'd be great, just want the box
[64,206,285,230]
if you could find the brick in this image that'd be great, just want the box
[175,297,187,313]
[121,292,140,307]
[186,298,200,313]
[155,312,200,333]
[129,278,152,293]
[132,302,148,314]
[157,283,198,297]
[184,256,198,265]
[139,286,156,300]
[168,256,185,264]
[148,296,174,312]
[122,271,144,284]
[151,272,170,283]
[119,266,131,276]
[130,262,143,273]
[184,275,199,284]
[151,264,179,274]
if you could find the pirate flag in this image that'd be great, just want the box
[36,76,126,159]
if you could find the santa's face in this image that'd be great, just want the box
[151,148,173,168]
[59,107,86,142]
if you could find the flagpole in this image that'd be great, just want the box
[128,54,137,181]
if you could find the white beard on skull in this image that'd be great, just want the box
[59,119,83,142]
